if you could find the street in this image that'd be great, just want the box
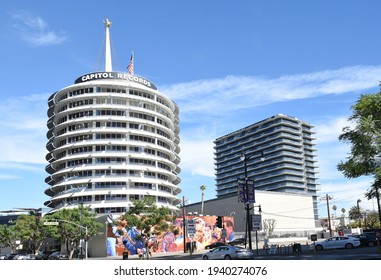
[103,244,381,260]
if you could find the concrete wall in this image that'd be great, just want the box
[87,215,108,257]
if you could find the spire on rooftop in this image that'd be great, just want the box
[104,17,112,72]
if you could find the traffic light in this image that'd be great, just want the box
[216,216,223,228]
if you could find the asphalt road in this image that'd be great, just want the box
[103,244,381,260]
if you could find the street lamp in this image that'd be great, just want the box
[240,151,265,251]
[181,196,189,253]
[253,204,262,255]
[357,199,362,228]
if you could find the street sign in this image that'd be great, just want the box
[44,221,59,225]
[186,219,196,237]
[251,214,262,230]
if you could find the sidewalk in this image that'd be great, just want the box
[96,243,314,260]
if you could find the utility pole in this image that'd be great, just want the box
[321,194,333,237]
[357,199,362,228]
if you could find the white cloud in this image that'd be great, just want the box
[314,116,352,144]
[0,174,20,180]
[11,12,68,46]
[317,178,376,213]
[179,139,215,177]
[0,94,48,164]
[162,65,381,116]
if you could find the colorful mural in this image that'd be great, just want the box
[106,215,234,256]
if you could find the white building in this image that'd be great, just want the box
[44,18,181,214]
[185,190,318,237]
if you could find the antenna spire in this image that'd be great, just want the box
[104,17,112,72]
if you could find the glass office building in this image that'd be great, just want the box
[214,114,319,220]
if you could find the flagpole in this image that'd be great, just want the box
[127,51,134,75]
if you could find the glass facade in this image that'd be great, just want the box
[214,114,319,220]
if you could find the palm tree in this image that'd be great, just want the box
[341,208,346,217]
[200,185,207,215]
[365,179,381,226]
[348,206,362,224]
[332,205,337,217]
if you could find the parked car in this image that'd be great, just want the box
[349,233,378,247]
[310,236,360,251]
[26,254,37,260]
[4,254,18,260]
[14,254,29,260]
[234,246,255,259]
[48,251,68,260]
[204,242,225,250]
[35,251,50,260]
[228,237,246,246]
[202,245,254,260]
[202,246,237,260]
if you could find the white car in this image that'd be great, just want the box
[14,254,29,260]
[311,236,361,251]
[202,245,254,260]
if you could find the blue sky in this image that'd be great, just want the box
[1,0,381,218]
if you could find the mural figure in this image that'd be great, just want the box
[106,215,234,256]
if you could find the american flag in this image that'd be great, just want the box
[127,52,134,75]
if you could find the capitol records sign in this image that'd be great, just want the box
[75,72,157,90]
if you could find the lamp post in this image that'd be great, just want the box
[253,204,262,255]
[182,196,187,253]
[240,151,265,251]
[357,199,362,228]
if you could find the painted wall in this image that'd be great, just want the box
[105,215,234,256]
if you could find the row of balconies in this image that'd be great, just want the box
[214,115,315,147]
[46,82,181,212]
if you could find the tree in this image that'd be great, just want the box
[363,210,381,229]
[365,180,381,226]
[13,214,49,254]
[332,205,337,217]
[200,185,206,215]
[0,224,18,253]
[122,196,177,237]
[337,91,381,226]
[262,219,277,248]
[341,208,346,217]
[46,204,102,259]
[348,206,362,224]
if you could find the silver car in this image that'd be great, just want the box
[202,245,254,260]
[311,236,361,251]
